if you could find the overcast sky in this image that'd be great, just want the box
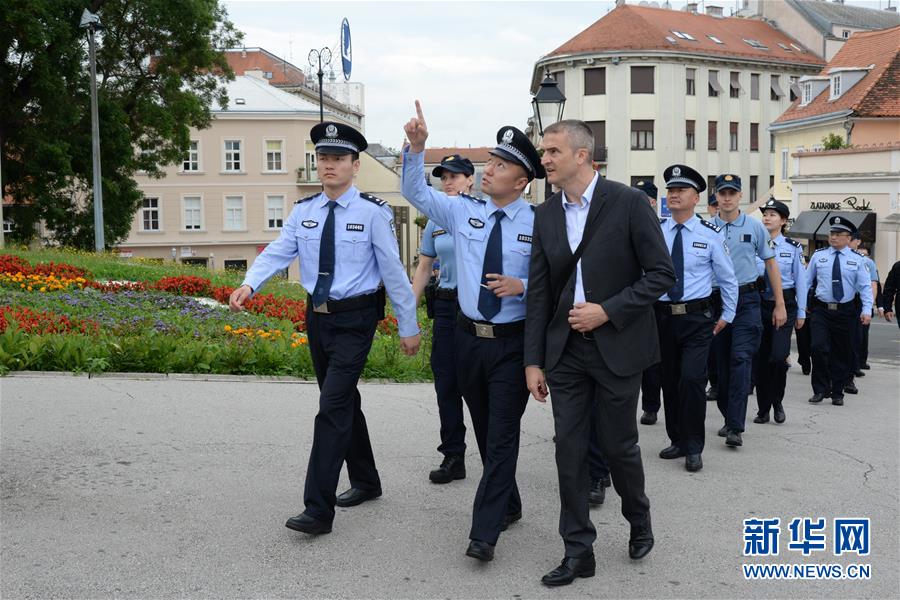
[222,0,891,149]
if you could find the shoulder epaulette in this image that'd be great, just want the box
[460,192,486,204]
[360,192,387,206]
[785,237,802,248]
[530,204,536,211]
[814,246,828,253]
[699,219,721,233]
[852,249,864,256]
[659,218,667,225]
[294,193,319,204]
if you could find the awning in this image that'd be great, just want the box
[709,71,723,93]
[787,210,877,243]
[770,77,785,98]
[787,210,830,240]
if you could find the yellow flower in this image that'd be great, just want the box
[224,325,232,332]
[40,287,46,292]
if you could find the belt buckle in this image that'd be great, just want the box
[313,302,330,314]
[671,303,687,315]
[827,303,838,311]
[474,323,495,339]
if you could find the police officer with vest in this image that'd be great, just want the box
[753,199,808,425]
[634,179,662,426]
[656,166,738,472]
[230,122,421,535]
[806,216,874,406]
[712,174,787,448]
[411,154,475,484]
[402,101,538,562]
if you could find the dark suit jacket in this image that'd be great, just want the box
[524,177,675,377]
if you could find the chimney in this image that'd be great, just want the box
[686,2,699,13]
[707,4,724,16]
[886,6,897,11]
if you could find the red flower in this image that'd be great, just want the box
[153,275,212,296]
[0,305,100,335]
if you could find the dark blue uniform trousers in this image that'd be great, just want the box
[641,363,661,413]
[810,301,856,399]
[716,290,763,433]
[755,298,797,416]
[303,305,382,524]
[431,298,466,456]
[657,305,715,454]
[455,326,529,545]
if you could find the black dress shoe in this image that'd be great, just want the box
[500,510,522,531]
[843,383,858,395]
[466,540,494,561]
[588,479,606,506]
[285,513,332,535]
[640,411,657,425]
[861,363,870,370]
[831,395,844,406]
[629,515,654,559]
[809,393,826,403]
[854,369,865,378]
[599,475,611,488]
[335,487,382,508]
[685,454,703,472]
[773,403,786,424]
[541,554,596,586]
[717,425,729,437]
[659,445,685,459]
[429,454,466,484]
[726,430,743,447]
[753,413,770,424]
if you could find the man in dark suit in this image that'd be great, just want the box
[524,120,675,587]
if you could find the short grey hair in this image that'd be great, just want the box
[543,119,595,158]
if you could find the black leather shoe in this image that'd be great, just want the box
[629,515,654,559]
[717,425,729,437]
[466,540,494,561]
[753,413,770,424]
[773,403,786,423]
[832,395,844,406]
[659,445,685,459]
[599,475,611,488]
[854,369,865,378]
[861,363,870,370]
[640,411,657,425]
[541,554,596,586]
[429,454,466,484]
[685,454,703,472]
[500,511,522,531]
[285,513,332,535]
[726,430,743,447]
[335,487,382,508]
[706,386,718,401]
[843,383,858,395]
[809,393,826,403]
[588,479,606,506]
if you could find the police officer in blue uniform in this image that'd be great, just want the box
[230,121,420,535]
[806,216,874,406]
[656,165,738,472]
[411,154,475,483]
[753,199,808,425]
[402,101,538,562]
[634,179,662,425]
[706,193,721,401]
[712,174,787,448]
[845,233,879,392]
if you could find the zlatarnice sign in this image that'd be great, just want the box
[808,196,872,212]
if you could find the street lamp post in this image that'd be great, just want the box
[531,72,566,200]
[308,48,332,123]
[80,8,105,251]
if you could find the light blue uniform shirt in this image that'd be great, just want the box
[863,256,879,282]
[402,148,532,324]
[806,246,874,316]
[562,171,598,305]
[242,185,419,337]
[659,215,739,323]
[714,212,775,285]
[754,235,809,319]
[419,219,457,290]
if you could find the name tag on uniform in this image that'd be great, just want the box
[847,260,857,266]
[692,242,708,249]
[780,252,792,258]
[468,218,485,229]
[432,229,446,237]
[741,234,753,243]
[517,234,533,243]
[346,223,365,232]
[301,220,318,228]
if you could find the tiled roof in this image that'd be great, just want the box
[400,147,493,165]
[224,48,306,86]
[774,26,900,123]
[787,0,900,36]
[544,4,824,66]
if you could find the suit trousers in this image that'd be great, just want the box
[641,363,662,413]
[755,298,797,415]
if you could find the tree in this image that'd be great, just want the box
[822,133,849,151]
[0,0,242,248]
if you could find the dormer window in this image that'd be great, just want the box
[707,35,724,44]
[672,31,696,41]
[802,83,812,105]
[830,74,842,99]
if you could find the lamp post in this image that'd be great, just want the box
[80,8,105,251]
[308,48,332,123]
[531,72,566,200]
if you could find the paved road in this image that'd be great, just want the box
[1,365,897,599]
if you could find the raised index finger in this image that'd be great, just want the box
[415,99,425,122]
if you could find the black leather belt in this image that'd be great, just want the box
[457,313,524,339]
[812,298,854,311]
[655,296,713,316]
[738,281,761,294]
[309,291,379,314]
[435,287,458,301]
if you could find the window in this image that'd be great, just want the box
[743,38,768,50]
[224,140,242,172]
[686,120,695,150]
[686,68,696,95]
[672,30,696,40]
[551,71,565,96]
[2,220,12,233]
[305,152,318,182]
[183,196,202,230]
[729,122,739,151]
[708,70,722,97]
[778,43,792,51]
[749,176,758,202]
[770,75,785,101]
[830,74,842,99]
[781,149,789,181]
[750,73,760,100]
[729,71,741,98]
[584,67,606,95]
[707,176,717,194]
[802,83,812,105]
[750,123,759,152]
[266,195,284,229]
[585,120,606,161]
[630,120,654,150]
[631,66,654,94]
[183,141,199,172]
[770,133,776,153]
[265,140,284,172]
[769,175,775,191]
[141,197,160,231]
[708,35,724,44]
[224,259,248,271]
[224,196,244,230]
[708,121,718,150]
[842,29,851,39]
[789,76,799,101]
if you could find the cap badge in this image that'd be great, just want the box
[502,129,514,144]
[725,175,733,181]
[325,124,338,137]
[637,180,644,186]
[445,156,454,161]
[672,167,681,177]
[767,200,774,206]
[835,217,841,224]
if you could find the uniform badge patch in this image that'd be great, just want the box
[517,234,533,243]
[780,252,792,258]
[741,234,753,243]
[325,123,338,137]
[502,129,514,143]
[692,242,708,249]
[432,229,446,237]
[468,218,485,229]
[346,223,365,232]
[302,220,319,228]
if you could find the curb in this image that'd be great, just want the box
[2,371,431,385]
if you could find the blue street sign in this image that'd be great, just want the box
[340,18,352,81]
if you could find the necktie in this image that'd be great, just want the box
[311,200,337,306]
[668,224,685,302]
[832,249,844,301]
[478,210,504,321]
